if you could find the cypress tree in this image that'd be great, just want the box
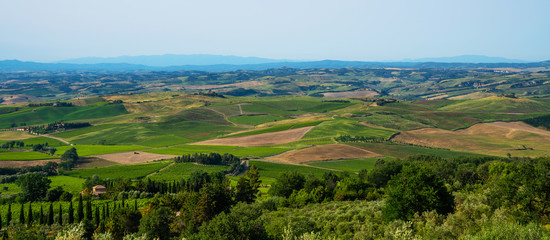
[102,204,106,222]
[19,203,24,224]
[48,203,54,225]
[121,198,125,208]
[0,211,3,229]
[27,202,33,226]
[134,200,138,211]
[106,203,110,219]
[68,201,74,224]
[95,206,100,227]
[39,205,44,225]
[77,194,84,222]
[58,204,62,225]
[86,199,92,220]
[6,204,11,225]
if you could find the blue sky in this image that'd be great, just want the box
[1,0,549,62]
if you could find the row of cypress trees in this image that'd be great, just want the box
[0,194,137,229]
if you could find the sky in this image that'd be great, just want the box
[0,0,549,62]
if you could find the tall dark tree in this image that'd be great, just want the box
[0,211,3,229]
[68,201,74,224]
[134,200,138,211]
[95,206,100,227]
[86,199,92,220]
[6,204,12,226]
[27,202,33,226]
[77,194,84,222]
[58,204,63,225]
[19,203,24,224]
[102,205,106,224]
[48,203,54,225]
[106,203,110,219]
[39,205,44,225]
[247,165,261,199]
[235,177,251,203]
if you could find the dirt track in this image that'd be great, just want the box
[190,126,315,147]
[267,144,380,164]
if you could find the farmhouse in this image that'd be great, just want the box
[92,185,107,196]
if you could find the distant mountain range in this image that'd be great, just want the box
[403,55,529,63]
[56,54,296,67]
[0,54,548,72]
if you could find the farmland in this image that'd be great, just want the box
[1,67,550,239]
[64,161,171,179]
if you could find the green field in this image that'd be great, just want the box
[64,161,171,179]
[302,119,397,141]
[49,175,86,193]
[240,98,353,115]
[0,182,20,198]
[0,151,57,160]
[0,102,128,129]
[56,145,147,156]
[0,136,66,147]
[225,120,324,138]
[306,158,382,172]
[147,163,229,181]
[439,96,550,113]
[249,160,338,185]
[0,175,84,199]
[67,120,241,146]
[51,124,121,139]
[146,144,290,158]
[349,142,486,159]
[228,115,288,126]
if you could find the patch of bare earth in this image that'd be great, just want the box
[322,90,378,99]
[267,144,380,164]
[1,94,41,105]
[191,126,315,147]
[0,131,35,140]
[1,159,60,168]
[74,157,118,169]
[392,121,550,157]
[93,151,177,165]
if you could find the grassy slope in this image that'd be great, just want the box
[0,136,66,147]
[302,119,397,141]
[250,160,337,185]
[145,144,290,158]
[306,158,382,172]
[348,142,486,159]
[56,145,147,157]
[0,151,57,161]
[225,120,324,138]
[0,103,128,129]
[64,161,171,179]
[147,163,229,181]
[228,115,288,126]
[439,97,550,113]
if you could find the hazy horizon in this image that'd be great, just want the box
[1,0,549,62]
